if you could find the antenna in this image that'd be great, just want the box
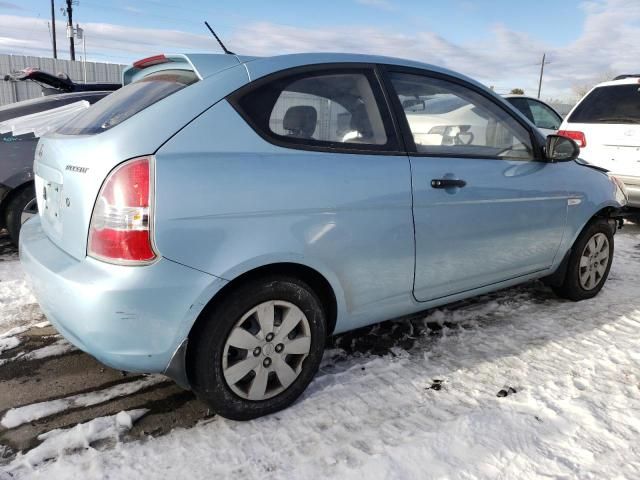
[204,21,235,55]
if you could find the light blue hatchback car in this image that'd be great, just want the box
[20,52,627,419]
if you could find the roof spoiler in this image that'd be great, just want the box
[122,53,241,85]
[3,67,120,93]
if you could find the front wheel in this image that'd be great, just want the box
[553,219,614,301]
[189,276,327,420]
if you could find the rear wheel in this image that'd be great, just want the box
[553,219,614,301]
[189,276,326,420]
[5,185,37,246]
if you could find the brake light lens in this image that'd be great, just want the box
[88,156,156,264]
[132,54,169,69]
[557,130,587,148]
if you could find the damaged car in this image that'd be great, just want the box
[20,53,627,420]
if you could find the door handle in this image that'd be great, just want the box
[431,178,467,189]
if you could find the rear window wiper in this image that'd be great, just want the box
[593,116,640,124]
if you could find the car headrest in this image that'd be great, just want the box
[283,105,317,138]
[349,103,373,139]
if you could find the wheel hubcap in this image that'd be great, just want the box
[222,300,312,401]
[20,198,38,225]
[578,232,610,291]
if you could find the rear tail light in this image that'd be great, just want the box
[557,130,587,148]
[132,54,169,69]
[88,156,156,264]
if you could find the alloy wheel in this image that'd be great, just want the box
[222,300,312,401]
[579,232,610,290]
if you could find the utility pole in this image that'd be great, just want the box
[75,24,86,83]
[50,0,57,58]
[66,0,76,61]
[537,53,551,99]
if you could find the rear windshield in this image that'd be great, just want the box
[57,69,198,135]
[568,84,640,124]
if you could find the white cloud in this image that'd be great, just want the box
[1,0,639,100]
[0,14,214,64]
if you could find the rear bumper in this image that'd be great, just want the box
[616,175,640,208]
[19,217,225,374]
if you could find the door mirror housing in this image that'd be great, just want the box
[545,134,580,162]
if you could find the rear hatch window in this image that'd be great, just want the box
[57,69,198,135]
[569,84,640,124]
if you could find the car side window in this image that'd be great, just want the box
[507,97,535,123]
[388,72,535,161]
[232,69,395,151]
[526,99,562,130]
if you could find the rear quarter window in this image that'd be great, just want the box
[229,68,398,152]
[569,84,640,124]
[57,69,198,135]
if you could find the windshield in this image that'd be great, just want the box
[57,69,198,135]
[568,84,640,124]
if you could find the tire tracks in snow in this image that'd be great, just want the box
[1,227,639,475]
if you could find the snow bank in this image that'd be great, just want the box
[6,409,147,472]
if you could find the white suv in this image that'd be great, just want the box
[559,75,640,209]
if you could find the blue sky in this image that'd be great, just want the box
[0,0,638,100]
[6,0,586,45]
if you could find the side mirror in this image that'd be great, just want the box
[545,134,579,162]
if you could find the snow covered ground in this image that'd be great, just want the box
[1,226,640,479]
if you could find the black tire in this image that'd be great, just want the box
[5,184,37,246]
[189,276,327,420]
[552,219,614,301]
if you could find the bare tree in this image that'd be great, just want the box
[571,71,617,100]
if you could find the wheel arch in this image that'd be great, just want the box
[580,203,620,237]
[181,261,340,389]
[568,202,622,249]
[197,262,338,335]
[545,205,617,288]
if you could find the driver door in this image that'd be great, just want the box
[383,69,568,302]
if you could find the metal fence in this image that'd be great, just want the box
[0,54,125,106]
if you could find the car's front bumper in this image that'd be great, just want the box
[19,217,225,374]
[616,175,640,208]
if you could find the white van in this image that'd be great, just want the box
[559,75,640,209]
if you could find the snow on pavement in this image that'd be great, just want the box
[1,226,640,479]
[0,338,74,367]
[5,410,148,472]
[1,376,166,429]
[0,242,42,334]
